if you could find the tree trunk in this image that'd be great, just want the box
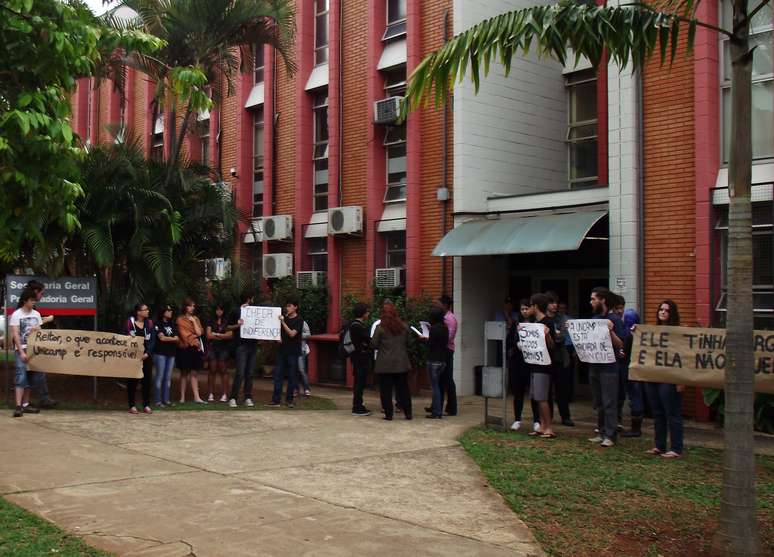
[711,1,760,555]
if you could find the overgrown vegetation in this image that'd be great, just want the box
[704,389,774,434]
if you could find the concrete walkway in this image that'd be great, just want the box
[0,386,543,557]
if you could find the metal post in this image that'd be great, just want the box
[93,313,98,400]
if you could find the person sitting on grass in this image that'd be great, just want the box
[10,288,53,417]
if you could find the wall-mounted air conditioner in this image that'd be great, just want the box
[373,96,403,124]
[328,206,363,235]
[263,215,293,241]
[263,254,293,279]
[375,267,405,289]
[296,271,326,289]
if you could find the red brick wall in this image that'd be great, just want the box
[643,39,696,326]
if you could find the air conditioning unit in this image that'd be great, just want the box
[373,96,403,124]
[328,206,363,235]
[263,254,293,279]
[262,215,293,241]
[296,271,326,289]
[375,267,405,289]
[204,258,231,280]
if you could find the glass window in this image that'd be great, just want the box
[383,66,407,97]
[385,232,406,268]
[200,121,210,166]
[384,125,407,202]
[566,69,598,187]
[313,91,329,212]
[720,1,773,164]
[151,133,163,160]
[253,109,264,217]
[308,238,328,272]
[252,244,262,283]
[254,44,265,84]
[315,0,329,65]
[383,0,407,41]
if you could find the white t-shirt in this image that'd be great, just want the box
[9,307,42,350]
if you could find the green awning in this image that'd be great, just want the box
[433,210,607,257]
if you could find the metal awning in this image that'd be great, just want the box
[377,202,406,232]
[245,83,264,108]
[377,38,407,70]
[304,211,328,238]
[305,63,329,91]
[432,210,607,257]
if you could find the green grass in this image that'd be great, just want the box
[460,427,774,557]
[0,497,110,557]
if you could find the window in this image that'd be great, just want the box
[383,66,407,97]
[385,232,406,268]
[721,1,773,164]
[715,202,774,328]
[252,244,263,283]
[254,44,265,84]
[85,78,93,144]
[566,69,598,187]
[253,109,264,217]
[315,0,329,65]
[313,91,329,212]
[308,238,328,272]
[384,125,407,202]
[200,119,210,166]
[383,0,407,41]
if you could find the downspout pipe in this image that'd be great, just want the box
[441,8,450,296]
[636,68,645,314]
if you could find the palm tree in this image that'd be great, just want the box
[103,0,296,180]
[405,1,764,555]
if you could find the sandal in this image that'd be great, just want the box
[661,451,682,459]
[527,431,543,437]
[540,433,557,439]
[128,407,139,414]
[645,448,663,455]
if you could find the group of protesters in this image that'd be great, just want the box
[505,287,684,458]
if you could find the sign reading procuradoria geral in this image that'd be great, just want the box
[5,275,97,314]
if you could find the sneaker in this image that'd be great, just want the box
[588,435,604,443]
[424,406,433,413]
[352,408,372,417]
[219,394,228,403]
[155,402,163,408]
[533,422,541,432]
[562,419,575,427]
[128,407,139,415]
[510,421,522,431]
[163,401,175,407]
[594,427,600,434]
[13,406,23,418]
[426,414,442,419]
[228,399,237,408]
[287,402,295,409]
[304,390,311,397]
[143,406,153,415]
[265,401,281,407]
[207,393,215,402]
[23,405,40,414]
[601,438,615,448]
[39,399,58,409]
[244,398,254,408]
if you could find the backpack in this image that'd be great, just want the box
[338,322,355,358]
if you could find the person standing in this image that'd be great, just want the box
[20,280,57,409]
[612,293,630,428]
[621,308,644,438]
[587,287,624,447]
[349,303,373,417]
[267,299,303,408]
[521,294,557,438]
[206,304,233,403]
[9,288,52,417]
[228,292,259,407]
[126,303,154,414]
[372,303,412,420]
[423,307,449,419]
[546,292,573,426]
[296,320,312,397]
[645,300,684,458]
[153,304,179,407]
[509,299,540,432]
[176,298,206,404]
[439,295,458,416]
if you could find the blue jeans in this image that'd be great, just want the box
[230,343,257,401]
[154,354,176,404]
[273,353,299,404]
[590,365,619,441]
[14,352,37,389]
[297,355,310,391]
[645,383,684,454]
[427,361,446,417]
[627,380,645,417]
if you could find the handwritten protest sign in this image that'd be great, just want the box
[629,324,774,394]
[518,323,551,366]
[27,329,143,378]
[567,319,616,364]
[240,306,282,341]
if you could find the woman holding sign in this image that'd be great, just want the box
[645,300,684,459]
[126,304,155,415]
[176,298,206,404]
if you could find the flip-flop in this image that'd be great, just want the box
[645,448,663,455]
[527,431,543,437]
[540,433,557,439]
[661,451,682,459]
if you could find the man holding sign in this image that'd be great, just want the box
[519,294,557,439]
[268,299,304,408]
[227,292,261,408]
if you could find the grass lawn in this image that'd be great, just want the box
[460,427,774,557]
[0,497,109,557]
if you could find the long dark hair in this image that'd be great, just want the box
[132,303,148,320]
[379,304,405,336]
[657,299,681,326]
[429,306,445,326]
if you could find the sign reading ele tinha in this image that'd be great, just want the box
[629,324,774,394]
[27,329,143,378]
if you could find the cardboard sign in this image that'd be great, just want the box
[240,306,281,341]
[5,275,97,314]
[518,323,551,366]
[567,319,616,364]
[629,324,774,394]
[27,329,143,378]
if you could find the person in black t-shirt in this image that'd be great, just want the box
[521,293,557,439]
[227,292,259,407]
[267,299,303,407]
[349,303,373,416]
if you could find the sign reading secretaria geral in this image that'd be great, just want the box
[5,275,97,311]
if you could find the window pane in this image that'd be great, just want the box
[314,106,328,143]
[384,124,406,144]
[754,232,773,286]
[569,124,597,141]
[387,0,407,23]
[308,238,327,254]
[316,0,329,13]
[753,80,774,159]
[723,1,772,32]
[201,140,209,166]
[383,20,407,41]
[316,12,328,49]
[724,32,773,82]
[570,80,597,123]
[569,138,598,181]
[384,184,407,202]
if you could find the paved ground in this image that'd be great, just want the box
[0,385,543,557]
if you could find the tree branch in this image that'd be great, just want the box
[739,0,771,32]
[625,2,735,37]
